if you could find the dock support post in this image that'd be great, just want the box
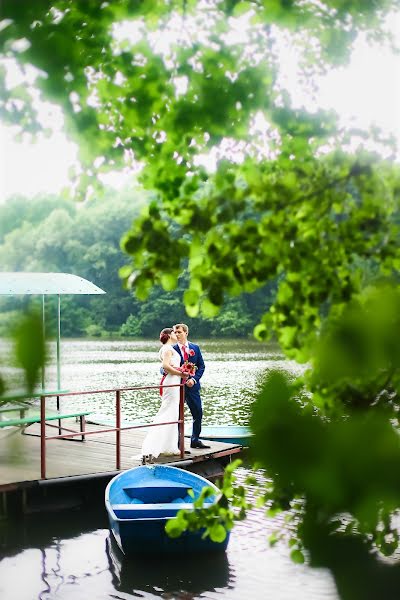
[179,385,185,459]
[40,395,46,479]
[22,489,27,514]
[116,390,121,470]
[1,491,7,518]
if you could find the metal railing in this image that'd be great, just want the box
[38,382,186,479]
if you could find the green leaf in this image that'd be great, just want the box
[165,515,186,538]
[160,273,178,292]
[290,549,305,564]
[279,326,297,348]
[209,523,227,543]
[183,289,200,306]
[233,2,252,17]
[254,323,268,341]
[185,303,200,318]
[269,532,279,546]
[201,298,220,318]
[13,310,46,394]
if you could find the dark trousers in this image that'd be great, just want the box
[185,388,202,443]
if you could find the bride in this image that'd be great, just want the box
[140,327,184,461]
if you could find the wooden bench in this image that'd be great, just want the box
[0,405,91,441]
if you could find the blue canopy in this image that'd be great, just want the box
[0,272,105,295]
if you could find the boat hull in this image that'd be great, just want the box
[105,465,230,555]
[187,425,253,446]
[107,512,229,555]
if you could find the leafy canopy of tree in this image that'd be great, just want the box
[1,0,400,360]
[2,0,399,408]
[2,2,400,597]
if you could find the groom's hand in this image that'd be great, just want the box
[186,378,195,388]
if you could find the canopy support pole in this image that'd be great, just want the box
[56,295,61,428]
[57,294,61,391]
[41,295,45,391]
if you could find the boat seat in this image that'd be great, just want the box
[113,502,193,519]
[171,495,194,504]
[123,482,193,503]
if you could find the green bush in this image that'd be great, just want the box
[119,315,142,337]
[85,324,105,338]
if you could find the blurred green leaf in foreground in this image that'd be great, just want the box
[248,282,400,599]
[1,308,47,404]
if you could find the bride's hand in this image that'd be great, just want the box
[172,367,186,377]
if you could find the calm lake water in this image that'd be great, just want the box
[0,339,339,600]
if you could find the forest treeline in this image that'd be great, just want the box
[0,191,276,338]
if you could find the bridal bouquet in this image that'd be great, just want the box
[179,360,198,379]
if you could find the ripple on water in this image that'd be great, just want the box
[200,467,339,600]
[1,339,306,428]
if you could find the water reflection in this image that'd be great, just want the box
[0,506,107,559]
[0,508,109,600]
[106,535,233,598]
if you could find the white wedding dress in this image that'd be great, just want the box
[140,344,181,459]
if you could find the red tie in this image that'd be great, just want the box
[182,346,188,361]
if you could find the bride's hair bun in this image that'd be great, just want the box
[160,327,173,344]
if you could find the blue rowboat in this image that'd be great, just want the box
[105,464,230,555]
[186,425,253,446]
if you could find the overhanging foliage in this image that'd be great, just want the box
[2,2,400,596]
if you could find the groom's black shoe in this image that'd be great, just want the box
[191,440,211,449]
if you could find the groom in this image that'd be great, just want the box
[173,323,210,449]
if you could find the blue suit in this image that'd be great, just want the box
[174,342,205,444]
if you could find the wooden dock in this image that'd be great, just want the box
[0,419,243,516]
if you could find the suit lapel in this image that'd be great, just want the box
[174,343,184,363]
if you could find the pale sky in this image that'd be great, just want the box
[0,22,399,203]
